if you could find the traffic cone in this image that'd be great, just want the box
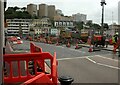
[56,41,59,46]
[75,43,79,49]
[66,42,70,47]
[88,45,93,52]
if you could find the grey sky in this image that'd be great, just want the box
[7,0,119,24]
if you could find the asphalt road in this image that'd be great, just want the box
[12,40,120,84]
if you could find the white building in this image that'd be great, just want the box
[118,1,120,25]
[54,15,74,29]
[72,13,87,22]
[31,18,51,35]
[50,28,59,36]
[7,19,32,36]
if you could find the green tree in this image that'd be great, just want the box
[5,6,32,19]
[75,21,84,33]
[103,23,109,30]
[21,7,26,11]
[92,23,101,30]
[86,21,92,28]
[13,6,20,11]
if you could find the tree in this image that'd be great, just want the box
[5,6,32,19]
[75,21,84,33]
[21,7,26,11]
[92,23,101,30]
[13,6,20,11]
[103,23,109,30]
[86,21,92,28]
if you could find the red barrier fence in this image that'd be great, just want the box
[30,42,42,53]
[4,42,58,85]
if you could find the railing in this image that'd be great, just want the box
[4,42,58,85]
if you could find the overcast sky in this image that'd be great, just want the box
[7,0,119,25]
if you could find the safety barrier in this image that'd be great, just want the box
[4,42,58,85]
[30,42,44,72]
[30,42,42,53]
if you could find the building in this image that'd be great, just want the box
[31,18,51,35]
[48,5,56,19]
[56,9,63,16]
[7,19,32,36]
[108,24,120,36]
[118,1,120,25]
[39,4,48,18]
[27,4,37,16]
[54,15,74,30]
[50,28,59,36]
[72,13,87,22]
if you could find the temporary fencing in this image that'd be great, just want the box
[4,42,58,85]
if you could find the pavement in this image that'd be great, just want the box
[80,43,119,52]
[5,41,28,54]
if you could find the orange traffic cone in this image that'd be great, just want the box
[56,41,59,46]
[66,42,70,47]
[75,43,79,49]
[88,45,93,52]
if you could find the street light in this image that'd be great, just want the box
[100,0,106,35]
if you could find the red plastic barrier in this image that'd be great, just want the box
[21,73,53,85]
[30,42,42,53]
[30,42,44,71]
[4,52,58,85]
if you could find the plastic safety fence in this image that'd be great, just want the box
[30,42,42,53]
[4,52,58,85]
[30,42,44,72]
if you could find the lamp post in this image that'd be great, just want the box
[100,0,106,35]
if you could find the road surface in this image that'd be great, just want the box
[12,40,120,84]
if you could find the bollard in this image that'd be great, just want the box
[58,76,74,85]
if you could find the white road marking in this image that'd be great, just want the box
[97,63,120,70]
[86,56,120,70]
[86,57,96,63]
[69,48,86,53]
[96,55,118,62]
[57,56,93,61]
